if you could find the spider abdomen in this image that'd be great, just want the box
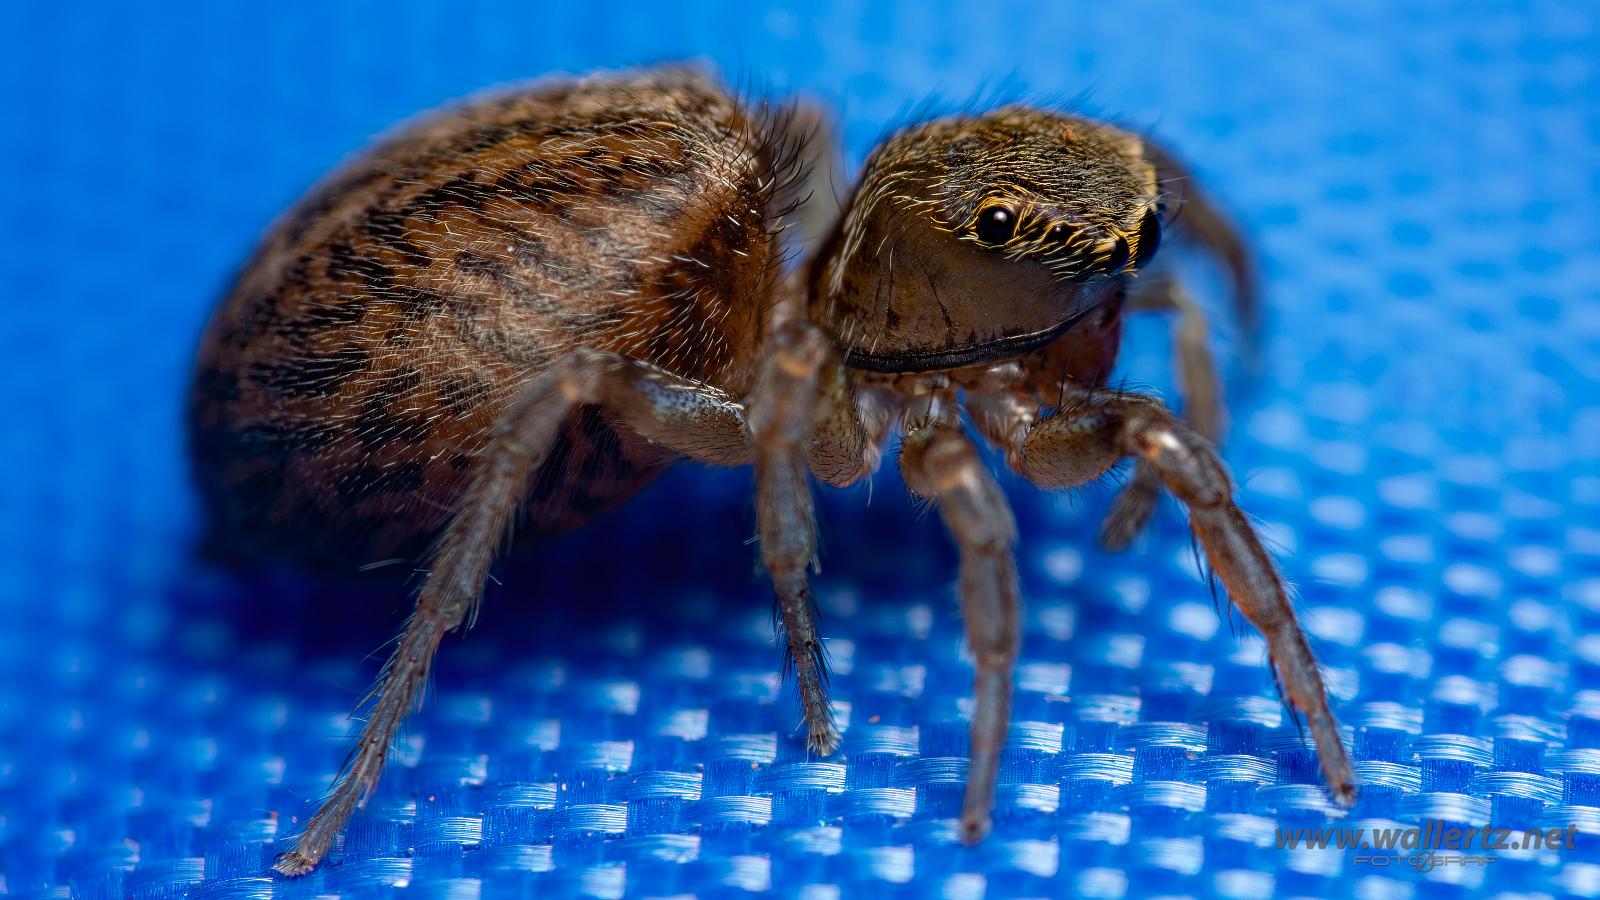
[189,70,789,564]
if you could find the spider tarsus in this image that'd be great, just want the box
[273,850,317,877]
[807,722,841,756]
[959,812,991,845]
[1332,780,1359,807]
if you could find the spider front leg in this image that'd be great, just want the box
[1101,276,1227,549]
[747,321,883,754]
[1102,138,1259,550]
[274,350,747,875]
[900,393,1020,844]
[1016,388,1357,805]
[1142,138,1261,354]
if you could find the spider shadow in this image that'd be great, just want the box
[175,460,959,674]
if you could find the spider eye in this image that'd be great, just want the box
[974,206,1016,245]
[1132,209,1162,268]
[1104,237,1130,272]
[1046,223,1072,246]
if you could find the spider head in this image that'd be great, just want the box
[813,107,1163,373]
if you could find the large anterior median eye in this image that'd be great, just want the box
[974,205,1016,245]
[1133,208,1162,268]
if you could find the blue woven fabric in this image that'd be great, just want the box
[4,1,1599,896]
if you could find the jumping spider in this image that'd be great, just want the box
[188,67,1357,875]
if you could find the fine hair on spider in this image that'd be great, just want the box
[186,65,1355,875]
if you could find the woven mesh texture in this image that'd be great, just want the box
[3,1,1599,897]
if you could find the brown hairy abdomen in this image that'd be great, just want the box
[189,71,785,570]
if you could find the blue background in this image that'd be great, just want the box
[3,1,1599,897]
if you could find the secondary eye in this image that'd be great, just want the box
[1104,237,1130,272]
[1133,209,1162,268]
[974,206,1016,244]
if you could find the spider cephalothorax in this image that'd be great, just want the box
[813,108,1164,372]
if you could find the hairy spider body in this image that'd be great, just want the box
[188,67,1355,875]
[191,70,780,563]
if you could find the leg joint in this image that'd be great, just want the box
[1125,417,1231,508]
[972,648,1018,670]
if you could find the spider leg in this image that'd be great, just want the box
[274,350,748,875]
[1016,387,1356,806]
[765,98,843,262]
[747,320,886,754]
[1141,138,1261,360]
[900,394,1020,844]
[1101,276,1226,549]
